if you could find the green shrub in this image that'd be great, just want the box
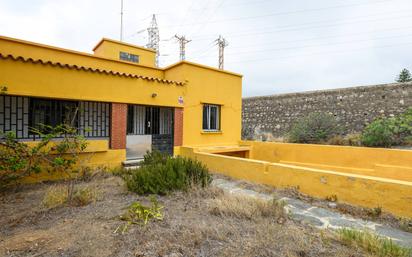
[0,124,88,190]
[287,112,340,144]
[361,108,412,147]
[361,119,396,147]
[125,151,211,195]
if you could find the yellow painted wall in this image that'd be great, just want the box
[0,57,186,107]
[14,140,124,184]
[0,35,163,77]
[165,62,243,146]
[180,146,412,219]
[0,36,243,148]
[242,141,412,182]
[93,38,156,67]
[22,149,125,184]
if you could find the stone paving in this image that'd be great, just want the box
[212,178,412,248]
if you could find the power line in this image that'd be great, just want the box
[220,33,412,56]
[225,41,412,64]
[191,11,412,41]
[227,25,412,50]
[163,0,397,28]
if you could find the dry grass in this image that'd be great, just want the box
[1,176,368,257]
[207,192,287,221]
[42,184,99,209]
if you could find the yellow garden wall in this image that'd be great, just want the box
[180,146,412,218]
[241,141,412,182]
[14,140,125,184]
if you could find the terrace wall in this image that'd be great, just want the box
[242,82,412,140]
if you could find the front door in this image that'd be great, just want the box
[126,105,174,160]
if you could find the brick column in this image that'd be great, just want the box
[174,108,183,146]
[110,103,127,149]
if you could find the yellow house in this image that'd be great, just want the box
[0,35,243,167]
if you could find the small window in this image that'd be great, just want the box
[202,104,220,131]
[119,51,139,63]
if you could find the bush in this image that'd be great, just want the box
[125,151,211,195]
[361,119,396,147]
[287,112,340,144]
[0,124,88,190]
[361,108,412,147]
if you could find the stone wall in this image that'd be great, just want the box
[242,82,412,140]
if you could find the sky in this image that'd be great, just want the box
[1,0,411,97]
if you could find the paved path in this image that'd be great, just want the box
[212,178,412,248]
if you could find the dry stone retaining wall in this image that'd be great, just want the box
[242,82,412,140]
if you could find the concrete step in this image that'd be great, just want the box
[122,159,144,167]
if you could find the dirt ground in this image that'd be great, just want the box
[0,175,368,257]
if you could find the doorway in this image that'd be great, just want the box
[126,105,174,160]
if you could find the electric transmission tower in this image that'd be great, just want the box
[175,35,191,61]
[147,14,160,67]
[216,35,228,70]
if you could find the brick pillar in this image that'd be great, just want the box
[174,108,183,146]
[110,103,127,149]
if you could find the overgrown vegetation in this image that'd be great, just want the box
[125,151,212,195]
[208,192,287,222]
[42,184,99,209]
[287,112,341,144]
[361,108,412,147]
[0,124,88,191]
[338,228,412,257]
[115,196,164,234]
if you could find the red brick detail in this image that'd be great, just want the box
[110,103,127,149]
[174,108,184,146]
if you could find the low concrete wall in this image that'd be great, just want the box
[241,141,412,182]
[180,145,412,218]
[19,140,125,184]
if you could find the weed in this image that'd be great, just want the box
[208,192,287,222]
[326,194,338,202]
[115,196,164,234]
[42,184,98,209]
[338,228,412,257]
[399,218,412,233]
[367,207,382,218]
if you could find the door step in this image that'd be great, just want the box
[122,159,144,170]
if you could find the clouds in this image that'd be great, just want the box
[1,0,411,96]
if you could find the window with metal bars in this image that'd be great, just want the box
[0,95,110,139]
[202,104,220,131]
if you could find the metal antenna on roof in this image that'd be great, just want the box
[147,14,160,67]
[175,35,191,61]
[120,0,124,41]
[216,35,228,70]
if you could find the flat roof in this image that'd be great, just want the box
[92,38,157,53]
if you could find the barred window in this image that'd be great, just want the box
[0,95,110,139]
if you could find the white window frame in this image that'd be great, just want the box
[203,104,220,131]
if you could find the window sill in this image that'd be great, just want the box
[201,130,223,134]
